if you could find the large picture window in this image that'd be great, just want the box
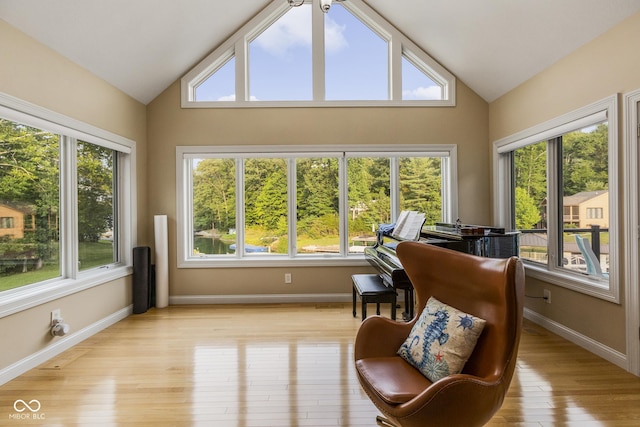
[177,145,457,267]
[0,93,136,316]
[493,95,618,302]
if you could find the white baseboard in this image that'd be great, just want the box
[0,305,132,386]
[524,307,627,370]
[169,293,352,305]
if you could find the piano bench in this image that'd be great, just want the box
[352,274,397,321]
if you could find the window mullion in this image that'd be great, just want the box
[60,136,79,279]
[390,40,402,100]
[390,157,399,220]
[236,38,248,102]
[185,159,195,262]
[312,0,325,101]
[339,154,348,255]
[288,158,297,256]
[112,152,119,264]
[441,156,455,223]
[236,158,245,258]
[508,152,516,229]
[547,137,563,271]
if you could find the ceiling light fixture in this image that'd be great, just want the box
[287,0,345,13]
[319,0,332,12]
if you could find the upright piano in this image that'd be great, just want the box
[364,222,519,319]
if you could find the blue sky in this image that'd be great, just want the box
[195,3,440,102]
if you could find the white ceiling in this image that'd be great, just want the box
[1,0,639,105]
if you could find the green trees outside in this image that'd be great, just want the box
[249,158,288,234]
[297,158,339,242]
[192,155,443,253]
[514,187,541,230]
[76,141,115,269]
[1,119,115,283]
[192,158,236,233]
[347,157,390,234]
[77,141,114,243]
[513,123,608,230]
[562,124,609,194]
[399,157,442,225]
[0,119,60,276]
[514,141,546,230]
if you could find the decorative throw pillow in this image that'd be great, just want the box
[397,297,486,382]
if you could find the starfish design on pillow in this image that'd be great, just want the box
[458,314,476,330]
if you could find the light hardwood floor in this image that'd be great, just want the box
[2,303,640,426]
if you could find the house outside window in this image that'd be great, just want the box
[0,216,15,229]
[587,207,604,220]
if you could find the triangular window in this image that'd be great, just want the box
[249,4,313,101]
[195,54,235,102]
[402,52,442,101]
[325,3,388,100]
[181,0,455,107]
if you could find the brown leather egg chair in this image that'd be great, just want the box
[354,242,525,427]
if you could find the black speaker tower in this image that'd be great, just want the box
[132,246,152,314]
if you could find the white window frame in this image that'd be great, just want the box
[623,87,640,375]
[0,92,137,318]
[180,0,455,108]
[176,144,458,268]
[492,94,619,302]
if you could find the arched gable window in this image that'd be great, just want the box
[181,0,455,108]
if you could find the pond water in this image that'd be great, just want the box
[194,236,233,255]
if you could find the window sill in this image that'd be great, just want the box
[0,265,133,319]
[524,262,618,303]
[178,255,371,269]
[181,99,456,109]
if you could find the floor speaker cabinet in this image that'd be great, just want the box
[132,246,154,314]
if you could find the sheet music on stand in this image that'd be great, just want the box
[391,211,426,241]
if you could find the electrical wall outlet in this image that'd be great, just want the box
[51,309,62,325]
[543,289,551,304]
[284,273,292,284]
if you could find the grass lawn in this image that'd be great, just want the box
[0,240,114,292]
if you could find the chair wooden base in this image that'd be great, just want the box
[376,415,398,427]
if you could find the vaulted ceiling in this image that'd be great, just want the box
[1,0,639,105]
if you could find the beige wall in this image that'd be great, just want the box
[0,20,148,370]
[147,79,490,298]
[489,11,640,352]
